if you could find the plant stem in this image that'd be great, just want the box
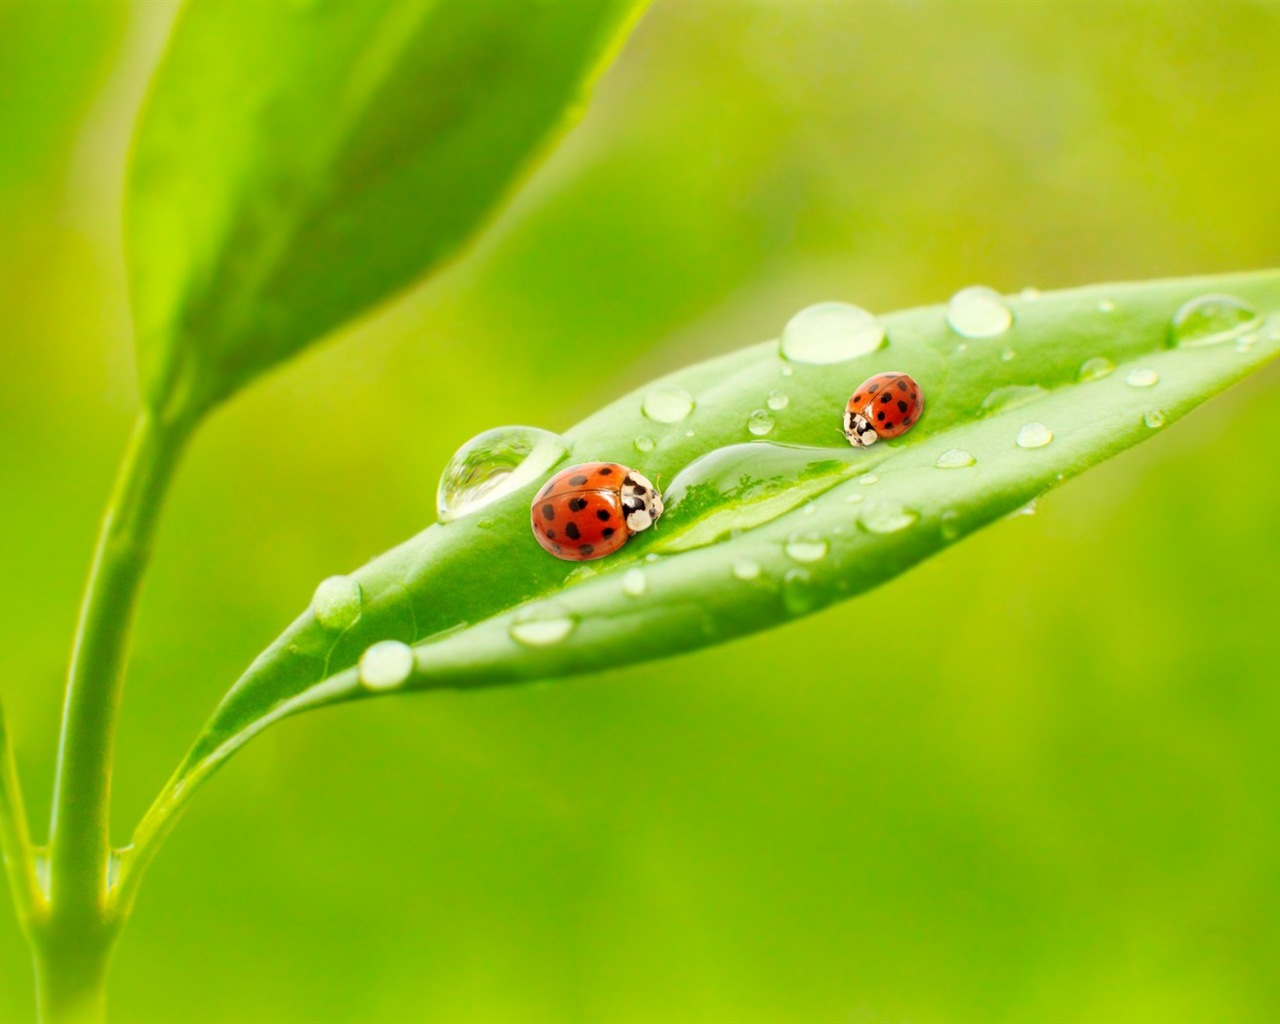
[38,411,188,1018]
[0,700,45,932]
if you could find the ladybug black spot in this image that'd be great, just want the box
[897,400,908,413]
[868,383,879,393]
[568,497,587,512]
[602,527,615,539]
[599,467,613,476]
[546,529,556,540]
[877,411,886,421]
[854,393,863,404]
[569,474,588,486]
[579,544,594,556]
[541,504,555,520]
[881,393,892,404]
[596,509,611,521]
[565,522,581,540]
[897,380,909,391]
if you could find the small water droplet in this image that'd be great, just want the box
[1143,409,1166,429]
[844,493,864,504]
[982,384,1049,413]
[1170,293,1261,348]
[747,409,775,436]
[1078,356,1115,382]
[1097,299,1116,313]
[859,473,879,486]
[1020,287,1042,302]
[767,389,790,411]
[686,430,695,438]
[935,448,975,469]
[438,426,566,522]
[645,553,661,564]
[622,568,647,596]
[784,532,828,563]
[1007,499,1038,519]
[565,565,599,587]
[860,499,917,534]
[732,559,762,581]
[359,640,414,691]
[780,302,887,364]
[782,568,818,615]
[1000,347,1016,362]
[780,364,794,377]
[802,503,817,516]
[634,435,655,453]
[1125,367,1159,388]
[643,385,694,423]
[1016,423,1053,449]
[946,286,1013,338]
[509,606,576,647]
[311,575,363,631]
[940,510,962,540]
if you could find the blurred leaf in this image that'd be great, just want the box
[125,0,646,424]
[125,269,1280,872]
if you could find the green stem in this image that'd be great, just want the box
[0,699,45,932]
[37,411,188,1018]
[33,937,111,1024]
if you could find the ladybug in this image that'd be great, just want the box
[844,372,924,447]
[531,462,664,562]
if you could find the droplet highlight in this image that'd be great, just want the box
[781,568,818,615]
[946,286,1013,338]
[311,575,363,631]
[642,385,695,424]
[935,448,975,469]
[622,569,647,597]
[1125,368,1159,388]
[780,302,887,364]
[509,606,577,647]
[784,533,829,563]
[1143,409,1166,429]
[1016,423,1053,449]
[634,435,655,453]
[437,426,566,523]
[747,409,775,437]
[358,640,414,692]
[732,559,762,581]
[767,389,790,411]
[1170,294,1261,348]
[1078,356,1115,382]
[860,499,917,534]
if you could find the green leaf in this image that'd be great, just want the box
[125,0,646,425]
[122,269,1280,888]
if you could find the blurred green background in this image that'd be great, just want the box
[4,1,1280,1020]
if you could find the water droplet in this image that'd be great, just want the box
[644,553,661,564]
[685,430,695,438]
[1170,294,1261,348]
[1125,367,1159,388]
[358,640,414,691]
[935,448,975,469]
[1078,356,1114,382]
[767,389,790,411]
[982,384,1049,413]
[780,364,794,377]
[732,559,762,581]
[802,503,817,516]
[784,532,828,563]
[940,510,962,540]
[782,568,818,615]
[747,409,775,436]
[437,426,566,522]
[946,286,1013,338]
[634,435,655,453]
[780,302,886,364]
[1097,299,1116,313]
[1143,409,1166,429]
[311,575,362,631]
[565,565,599,587]
[860,499,917,534]
[1020,287,1042,302]
[1000,347,1016,362]
[642,385,694,423]
[844,493,864,504]
[1007,499,1038,519]
[509,606,576,647]
[859,473,879,486]
[1015,422,1053,449]
[622,569,647,597]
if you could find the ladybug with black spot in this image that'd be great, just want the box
[531,462,664,562]
[844,372,924,447]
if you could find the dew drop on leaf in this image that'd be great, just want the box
[1143,409,1166,429]
[1078,356,1115,382]
[782,568,818,615]
[767,389,789,411]
[622,568,647,597]
[1125,367,1159,388]
[311,575,362,631]
[642,385,695,423]
[935,448,976,469]
[982,384,1049,413]
[732,559,762,581]
[747,409,775,436]
[1000,347,1016,362]
[784,532,828,563]
[634,435,655,453]
[358,640,414,691]
[1169,293,1260,348]
[1015,423,1054,449]
[946,286,1013,338]
[509,606,576,647]
[860,499,918,534]
[437,426,566,522]
[780,302,886,364]
[940,510,962,540]
[859,473,879,486]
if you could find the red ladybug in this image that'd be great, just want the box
[531,462,664,562]
[844,372,924,447]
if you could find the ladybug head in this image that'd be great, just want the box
[843,405,879,447]
[621,470,664,534]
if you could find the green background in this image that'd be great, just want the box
[3,1,1279,1020]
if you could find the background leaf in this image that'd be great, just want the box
[135,269,1280,835]
[125,0,645,424]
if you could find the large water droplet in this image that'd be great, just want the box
[946,286,1013,338]
[935,448,976,469]
[437,426,566,522]
[1170,294,1261,348]
[982,384,1049,414]
[1078,356,1115,382]
[311,575,362,631]
[622,568,647,597]
[732,559,762,581]
[784,532,828,563]
[782,568,818,615]
[1143,409,1166,429]
[767,389,790,411]
[747,409,775,436]
[359,640,414,691]
[509,605,576,647]
[634,435,655,453]
[642,385,694,423]
[860,499,917,534]
[1016,423,1053,449]
[1125,368,1159,388]
[780,302,886,364]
